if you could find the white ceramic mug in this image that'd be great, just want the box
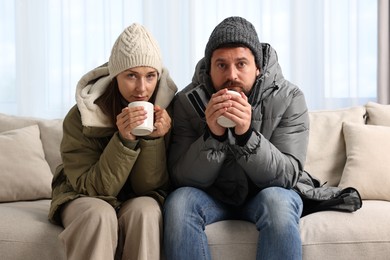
[217,90,241,128]
[128,101,154,136]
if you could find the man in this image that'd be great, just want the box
[163,16,307,259]
[163,16,359,260]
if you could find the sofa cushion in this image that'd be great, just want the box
[0,125,52,201]
[338,122,390,200]
[205,201,390,260]
[304,106,366,186]
[366,101,390,126]
[0,113,63,174]
[300,200,390,259]
[0,200,65,259]
[205,220,257,260]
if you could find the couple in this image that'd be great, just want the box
[48,16,360,260]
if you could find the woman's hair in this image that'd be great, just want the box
[94,77,159,127]
[94,78,123,127]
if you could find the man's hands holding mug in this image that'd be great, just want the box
[205,89,252,136]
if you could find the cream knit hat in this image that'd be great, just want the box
[108,23,162,80]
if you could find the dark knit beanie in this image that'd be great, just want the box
[205,16,263,72]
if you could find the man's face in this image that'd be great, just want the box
[209,47,260,95]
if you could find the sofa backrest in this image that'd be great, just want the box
[1,101,389,188]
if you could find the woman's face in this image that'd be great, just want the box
[116,66,159,103]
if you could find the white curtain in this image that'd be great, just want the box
[378,0,390,104]
[0,0,378,119]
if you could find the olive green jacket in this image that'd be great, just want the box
[49,64,177,225]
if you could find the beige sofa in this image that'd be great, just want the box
[1,101,390,260]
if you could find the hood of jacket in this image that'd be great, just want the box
[75,63,177,128]
[189,43,284,107]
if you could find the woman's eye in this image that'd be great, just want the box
[146,73,157,80]
[127,73,136,79]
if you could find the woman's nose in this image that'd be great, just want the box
[135,78,146,91]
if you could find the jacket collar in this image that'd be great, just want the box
[191,43,284,108]
[75,63,177,128]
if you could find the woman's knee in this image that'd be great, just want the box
[61,197,117,230]
[119,196,162,221]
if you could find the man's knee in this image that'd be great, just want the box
[256,187,303,224]
[258,187,301,207]
[165,187,197,212]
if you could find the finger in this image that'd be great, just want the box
[117,107,128,120]
[116,110,129,128]
[128,108,147,125]
[211,91,234,105]
[154,109,171,127]
[154,116,170,132]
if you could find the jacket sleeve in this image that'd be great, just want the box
[168,85,309,190]
[61,106,168,197]
[233,87,309,189]
[168,94,228,188]
[129,137,169,195]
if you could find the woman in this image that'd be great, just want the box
[49,23,177,260]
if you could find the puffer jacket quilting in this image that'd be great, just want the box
[168,43,362,214]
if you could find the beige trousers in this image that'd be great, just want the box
[59,196,162,260]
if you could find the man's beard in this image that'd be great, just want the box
[222,80,244,88]
[220,80,247,94]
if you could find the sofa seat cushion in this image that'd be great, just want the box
[0,200,65,260]
[301,200,390,259]
[205,220,258,260]
[205,200,390,260]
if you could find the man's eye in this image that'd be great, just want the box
[217,63,226,69]
[238,62,246,68]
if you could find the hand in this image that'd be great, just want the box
[116,106,147,141]
[148,105,171,138]
[205,89,251,136]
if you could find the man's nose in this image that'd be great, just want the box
[226,66,238,81]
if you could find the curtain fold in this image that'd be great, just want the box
[0,0,379,119]
[378,0,390,104]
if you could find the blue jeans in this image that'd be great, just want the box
[163,186,303,260]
